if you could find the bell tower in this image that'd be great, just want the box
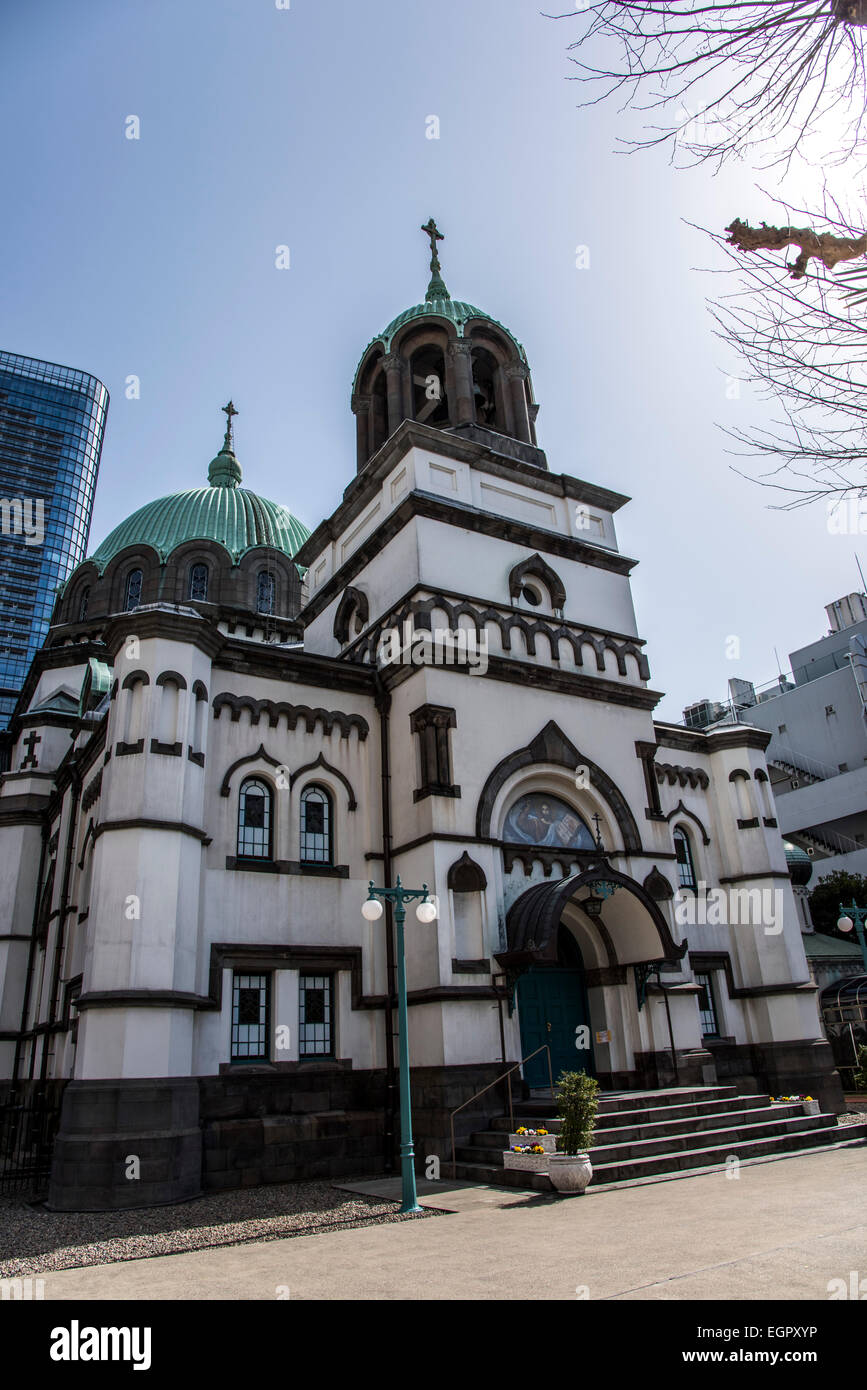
[351,220,542,471]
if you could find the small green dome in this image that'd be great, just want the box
[353,297,527,391]
[208,446,243,488]
[784,842,813,887]
[88,429,309,572]
[382,297,524,351]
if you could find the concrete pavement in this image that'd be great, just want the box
[37,1146,867,1301]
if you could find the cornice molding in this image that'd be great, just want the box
[300,490,637,628]
[295,417,631,566]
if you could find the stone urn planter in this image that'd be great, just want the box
[550,1069,600,1197]
[548,1153,593,1195]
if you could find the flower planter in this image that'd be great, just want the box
[502,1150,550,1173]
[802,1099,821,1117]
[548,1153,593,1195]
[509,1133,556,1152]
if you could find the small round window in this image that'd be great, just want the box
[521,583,542,607]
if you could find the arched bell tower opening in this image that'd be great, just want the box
[350,219,543,471]
[409,341,450,426]
[471,345,503,431]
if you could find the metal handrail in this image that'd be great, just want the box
[448,1045,555,1179]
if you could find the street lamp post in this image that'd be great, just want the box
[836,902,867,974]
[362,875,437,1215]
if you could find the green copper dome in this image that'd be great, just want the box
[352,219,527,390]
[88,410,310,572]
[784,842,813,887]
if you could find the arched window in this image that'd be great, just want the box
[674,827,697,891]
[237,778,273,860]
[124,568,143,612]
[754,768,773,820]
[77,587,90,621]
[300,785,333,865]
[188,563,208,602]
[257,570,275,615]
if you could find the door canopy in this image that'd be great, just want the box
[497,861,686,973]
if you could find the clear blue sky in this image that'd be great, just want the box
[1,0,854,720]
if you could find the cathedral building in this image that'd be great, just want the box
[0,226,845,1210]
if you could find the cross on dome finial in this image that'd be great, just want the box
[209,401,243,488]
[221,399,238,453]
[421,218,450,302]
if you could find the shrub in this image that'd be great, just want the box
[555,1070,599,1154]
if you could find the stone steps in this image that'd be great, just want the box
[470,1102,815,1150]
[513,1096,785,1137]
[454,1135,867,1192]
[451,1085,867,1191]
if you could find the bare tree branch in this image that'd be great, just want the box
[702,194,867,504]
[725,218,867,276]
[550,1,867,168]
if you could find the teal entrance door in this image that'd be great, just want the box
[517,967,594,1088]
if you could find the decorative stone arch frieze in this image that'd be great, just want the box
[729,767,752,782]
[155,670,188,691]
[212,693,369,741]
[348,591,649,682]
[333,586,370,646]
[655,762,710,790]
[661,799,711,847]
[508,554,566,612]
[289,753,357,811]
[121,669,150,690]
[192,680,208,702]
[475,719,642,853]
[220,743,284,798]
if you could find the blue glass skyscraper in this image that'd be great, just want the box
[0,352,109,728]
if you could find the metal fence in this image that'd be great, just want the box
[0,1090,61,1197]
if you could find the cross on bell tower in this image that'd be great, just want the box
[221,400,238,453]
[421,218,450,302]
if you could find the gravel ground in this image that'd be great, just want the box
[837,1109,867,1127]
[2,1112,863,1278]
[0,1179,440,1277]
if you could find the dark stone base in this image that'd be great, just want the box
[200,1064,387,1189]
[200,1061,509,1187]
[631,1047,718,1090]
[409,1062,511,1174]
[47,1078,202,1212]
[705,1038,846,1113]
[46,1064,514,1210]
